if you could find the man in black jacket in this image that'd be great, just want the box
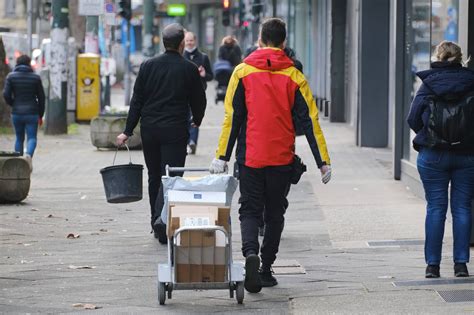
[183,31,213,154]
[116,23,207,242]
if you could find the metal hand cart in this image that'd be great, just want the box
[157,166,244,305]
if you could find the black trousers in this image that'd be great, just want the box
[141,126,187,228]
[239,164,292,268]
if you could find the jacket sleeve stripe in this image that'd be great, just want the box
[295,79,331,166]
[216,69,241,159]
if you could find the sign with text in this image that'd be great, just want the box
[79,0,105,16]
[167,4,186,16]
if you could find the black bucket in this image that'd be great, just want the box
[100,144,143,203]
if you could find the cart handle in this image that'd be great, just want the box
[165,165,209,177]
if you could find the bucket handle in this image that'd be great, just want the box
[112,143,132,165]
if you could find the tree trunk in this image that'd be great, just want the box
[0,37,12,129]
[68,0,86,52]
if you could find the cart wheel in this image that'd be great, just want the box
[236,281,244,304]
[167,284,172,299]
[158,282,166,305]
[229,285,234,299]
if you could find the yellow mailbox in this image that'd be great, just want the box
[77,53,101,121]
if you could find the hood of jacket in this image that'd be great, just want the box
[416,61,474,97]
[243,48,294,71]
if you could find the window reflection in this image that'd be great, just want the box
[408,0,431,164]
[431,0,459,50]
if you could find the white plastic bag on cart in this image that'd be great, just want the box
[160,174,238,224]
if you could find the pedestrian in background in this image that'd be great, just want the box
[210,18,331,293]
[3,54,45,171]
[218,35,242,68]
[116,23,206,243]
[183,31,213,155]
[407,41,474,278]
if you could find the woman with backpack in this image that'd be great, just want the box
[407,41,474,278]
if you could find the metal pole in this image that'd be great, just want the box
[124,20,131,106]
[143,0,155,56]
[45,0,69,135]
[27,0,33,54]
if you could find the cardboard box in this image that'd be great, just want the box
[179,230,215,247]
[176,263,227,283]
[167,205,219,237]
[175,245,227,283]
[176,264,222,283]
[202,264,215,282]
[215,264,226,282]
[167,206,231,238]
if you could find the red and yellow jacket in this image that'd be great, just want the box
[215,48,330,169]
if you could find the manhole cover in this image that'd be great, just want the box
[367,239,425,247]
[272,260,306,275]
[393,278,474,287]
[436,290,474,303]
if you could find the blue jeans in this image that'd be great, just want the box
[11,114,38,157]
[417,147,474,265]
[188,124,199,144]
[188,111,199,145]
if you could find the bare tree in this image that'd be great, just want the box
[0,37,12,129]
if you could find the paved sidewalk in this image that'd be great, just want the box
[0,86,473,314]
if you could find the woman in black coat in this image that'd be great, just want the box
[407,41,474,278]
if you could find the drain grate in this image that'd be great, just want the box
[367,239,424,247]
[436,290,474,303]
[393,278,474,287]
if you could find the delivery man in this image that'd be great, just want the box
[209,18,331,293]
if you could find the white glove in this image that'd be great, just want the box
[320,165,331,184]
[209,158,228,174]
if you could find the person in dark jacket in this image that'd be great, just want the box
[407,41,474,278]
[116,23,207,242]
[218,35,242,68]
[3,54,45,168]
[183,31,213,155]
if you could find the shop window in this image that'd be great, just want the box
[404,0,431,163]
[431,0,459,50]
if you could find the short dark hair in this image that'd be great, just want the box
[16,54,31,66]
[260,18,286,47]
[162,23,185,50]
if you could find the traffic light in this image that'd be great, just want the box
[118,0,132,21]
[238,0,246,27]
[222,0,231,27]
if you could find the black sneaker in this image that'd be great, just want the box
[153,217,168,245]
[259,269,278,287]
[425,265,440,278]
[244,254,262,293]
[454,263,469,277]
